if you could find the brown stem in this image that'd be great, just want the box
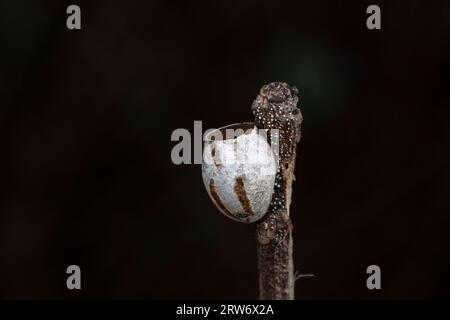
[252,82,302,300]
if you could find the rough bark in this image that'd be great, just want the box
[252,82,302,300]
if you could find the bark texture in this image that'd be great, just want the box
[252,82,302,300]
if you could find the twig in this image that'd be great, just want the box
[252,82,303,300]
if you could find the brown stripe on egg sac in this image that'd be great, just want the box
[234,177,253,214]
[208,179,231,216]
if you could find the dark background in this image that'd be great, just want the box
[0,0,449,299]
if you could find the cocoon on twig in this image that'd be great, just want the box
[202,123,277,223]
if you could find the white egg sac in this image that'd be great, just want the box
[202,123,277,223]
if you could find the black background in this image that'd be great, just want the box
[0,0,449,299]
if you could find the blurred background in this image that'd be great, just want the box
[0,0,449,299]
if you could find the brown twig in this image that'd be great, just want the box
[252,82,303,300]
